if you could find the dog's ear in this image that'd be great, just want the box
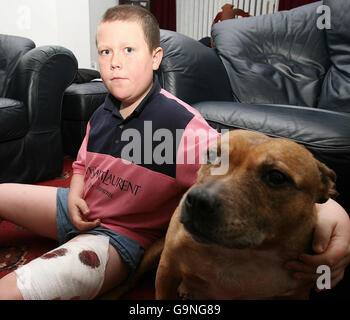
[316,160,338,203]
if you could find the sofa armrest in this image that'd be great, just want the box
[159,30,233,105]
[13,45,78,132]
[193,101,350,211]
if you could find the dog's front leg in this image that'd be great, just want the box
[155,262,182,300]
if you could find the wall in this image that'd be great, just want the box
[56,0,91,68]
[89,0,118,70]
[0,0,59,46]
[0,0,118,69]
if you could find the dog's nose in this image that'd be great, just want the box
[182,187,220,223]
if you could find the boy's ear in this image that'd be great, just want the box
[152,47,163,70]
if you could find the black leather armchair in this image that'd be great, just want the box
[158,0,350,214]
[0,34,77,183]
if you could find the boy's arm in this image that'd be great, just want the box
[71,122,91,176]
[68,122,100,230]
[285,199,350,290]
[68,173,100,231]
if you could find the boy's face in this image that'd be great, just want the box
[97,20,162,108]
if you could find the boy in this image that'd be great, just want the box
[0,5,349,300]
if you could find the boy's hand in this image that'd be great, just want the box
[68,194,100,231]
[284,199,350,290]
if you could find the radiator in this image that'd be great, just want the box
[176,0,279,40]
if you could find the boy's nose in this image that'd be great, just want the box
[111,53,122,70]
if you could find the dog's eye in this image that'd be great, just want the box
[263,170,289,188]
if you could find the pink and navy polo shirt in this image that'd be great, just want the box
[73,76,220,249]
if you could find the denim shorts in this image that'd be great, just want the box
[56,187,145,271]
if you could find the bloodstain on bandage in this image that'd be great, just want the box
[41,248,68,259]
[79,250,100,268]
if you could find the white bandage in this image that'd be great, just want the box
[15,234,109,300]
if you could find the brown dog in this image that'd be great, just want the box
[100,130,337,300]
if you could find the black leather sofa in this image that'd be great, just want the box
[158,0,350,214]
[0,34,77,183]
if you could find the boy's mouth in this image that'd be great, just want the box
[111,77,126,81]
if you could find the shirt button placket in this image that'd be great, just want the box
[115,123,124,144]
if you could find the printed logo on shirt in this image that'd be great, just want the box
[86,166,142,197]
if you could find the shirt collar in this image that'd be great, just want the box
[103,74,161,120]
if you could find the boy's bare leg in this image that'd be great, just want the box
[0,273,23,299]
[97,240,130,297]
[66,233,130,297]
[0,184,129,299]
[0,234,129,300]
[0,183,58,240]
[0,183,59,299]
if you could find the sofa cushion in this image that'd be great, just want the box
[212,1,329,107]
[0,98,28,142]
[159,30,234,105]
[317,0,350,113]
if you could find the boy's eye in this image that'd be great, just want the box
[125,47,133,53]
[100,49,110,55]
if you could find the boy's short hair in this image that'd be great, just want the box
[101,4,160,52]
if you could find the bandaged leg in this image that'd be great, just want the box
[15,234,109,300]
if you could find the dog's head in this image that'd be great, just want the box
[179,130,337,249]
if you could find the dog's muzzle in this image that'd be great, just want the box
[179,186,266,249]
[179,186,222,243]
